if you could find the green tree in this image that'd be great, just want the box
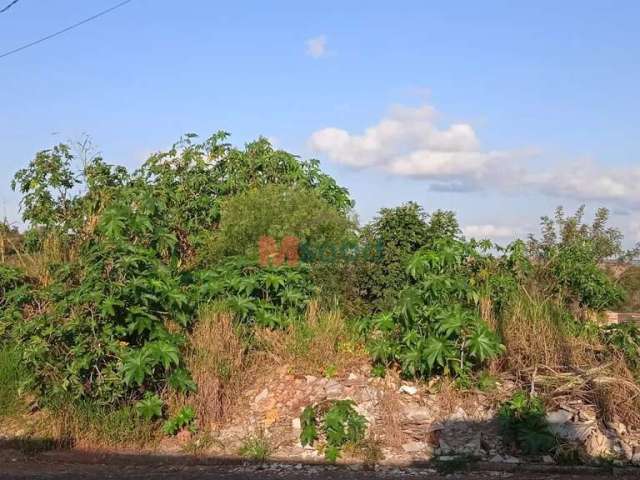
[527,206,626,310]
[354,203,461,312]
[11,144,78,229]
[209,184,355,261]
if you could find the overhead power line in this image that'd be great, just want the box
[0,0,132,60]
[0,0,20,14]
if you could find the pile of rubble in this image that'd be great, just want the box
[546,404,640,463]
[183,364,640,466]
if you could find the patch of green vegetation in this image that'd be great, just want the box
[364,238,506,379]
[433,454,479,474]
[3,131,640,458]
[601,322,640,377]
[476,370,498,392]
[239,433,271,462]
[63,400,158,446]
[0,346,28,417]
[163,406,196,436]
[619,266,640,312]
[300,399,367,462]
[498,391,557,454]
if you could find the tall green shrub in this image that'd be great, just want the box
[355,203,461,312]
[366,238,504,378]
[208,184,355,261]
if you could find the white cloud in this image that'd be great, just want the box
[309,104,518,190]
[305,35,328,58]
[309,103,640,209]
[631,219,640,242]
[463,224,518,239]
[524,163,640,207]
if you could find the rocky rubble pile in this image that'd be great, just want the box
[546,404,640,464]
[186,365,640,466]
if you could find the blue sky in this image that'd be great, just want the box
[1,0,639,244]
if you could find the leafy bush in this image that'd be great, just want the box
[549,243,625,310]
[0,264,34,334]
[194,258,316,328]
[135,393,164,421]
[163,406,196,436]
[498,391,556,454]
[0,346,28,417]
[365,238,504,378]
[3,132,348,410]
[528,206,628,311]
[239,433,272,461]
[618,266,640,312]
[300,400,367,462]
[353,204,463,313]
[209,184,355,261]
[354,203,431,312]
[601,323,640,376]
[209,184,356,307]
[528,206,631,262]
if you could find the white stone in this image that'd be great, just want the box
[584,429,615,457]
[556,421,595,442]
[399,385,418,395]
[402,441,428,453]
[254,388,269,403]
[546,409,573,425]
[606,421,627,436]
[448,406,467,422]
[291,418,301,430]
[403,404,432,423]
[620,441,634,461]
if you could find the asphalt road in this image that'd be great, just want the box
[2,460,639,480]
[1,449,638,480]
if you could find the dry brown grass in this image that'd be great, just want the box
[479,296,496,331]
[254,302,366,376]
[371,379,405,449]
[499,287,640,429]
[3,232,74,285]
[499,288,570,372]
[22,402,161,451]
[180,306,255,429]
[591,356,640,428]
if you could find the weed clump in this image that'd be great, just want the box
[300,399,368,462]
[0,346,28,417]
[239,432,272,462]
[498,391,556,454]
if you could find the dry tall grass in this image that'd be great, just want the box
[499,287,640,429]
[255,301,366,376]
[499,288,570,372]
[182,306,253,429]
[3,232,73,285]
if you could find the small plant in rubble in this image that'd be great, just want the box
[498,391,557,454]
[300,399,367,462]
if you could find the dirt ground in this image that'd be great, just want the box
[1,449,638,480]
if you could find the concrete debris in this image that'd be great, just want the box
[399,385,418,395]
[66,364,639,466]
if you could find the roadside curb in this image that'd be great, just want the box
[20,449,638,476]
